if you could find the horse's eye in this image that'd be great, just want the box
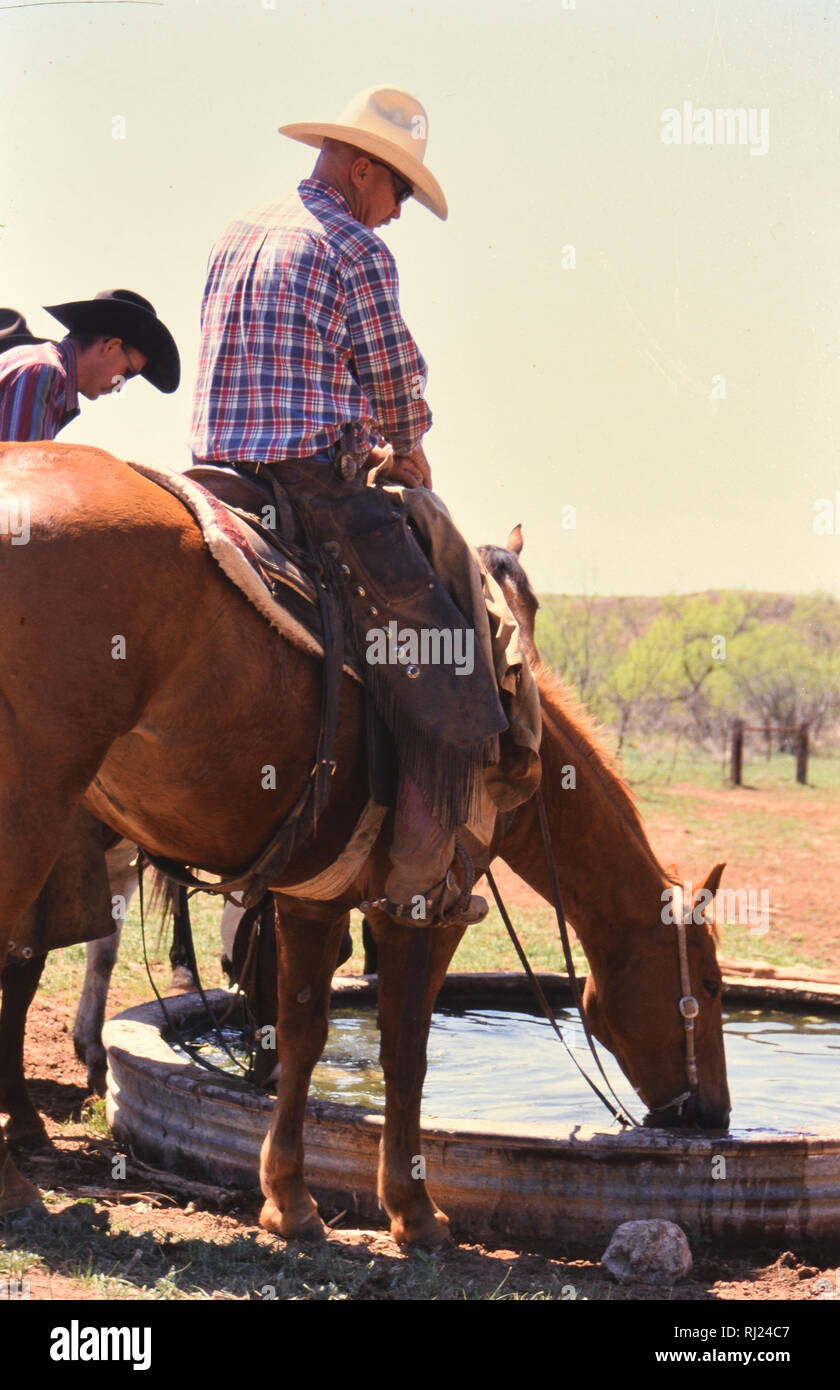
[702,979,720,999]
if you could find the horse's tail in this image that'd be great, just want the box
[147,866,179,925]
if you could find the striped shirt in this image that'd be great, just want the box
[0,339,80,441]
[191,179,431,466]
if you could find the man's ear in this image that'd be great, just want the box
[349,154,373,192]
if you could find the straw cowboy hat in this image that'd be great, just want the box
[279,86,448,221]
[0,309,51,354]
[44,288,180,393]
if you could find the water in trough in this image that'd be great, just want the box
[183,1003,840,1136]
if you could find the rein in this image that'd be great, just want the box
[487,785,639,1129]
[491,785,704,1129]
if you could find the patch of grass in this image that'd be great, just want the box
[717,923,828,972]
[80,1096,111,1140]
[0,1246,43,1279]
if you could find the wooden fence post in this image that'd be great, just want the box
[730,719,744,786]
[796,723,809,785]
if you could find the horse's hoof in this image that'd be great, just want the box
[0,1155,43,1216]
[5,1113,52,1152]
[86,1068,108,1097]
[168,966,196,994]
[259,1197,326,1242]
[391,1210,453,1250]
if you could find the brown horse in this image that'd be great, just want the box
[0,526,535,1139]
[0,442,729,1238]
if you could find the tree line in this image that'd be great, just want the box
[536,591,840,757]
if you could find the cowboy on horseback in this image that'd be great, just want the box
[192,87,526,929]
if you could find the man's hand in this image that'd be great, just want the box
[389,444,432,489]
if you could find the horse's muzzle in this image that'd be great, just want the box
[643,1094,731,1131]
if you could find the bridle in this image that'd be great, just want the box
[643,883,701,1124]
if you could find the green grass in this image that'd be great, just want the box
[715,923,828,971]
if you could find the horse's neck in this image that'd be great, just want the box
[500,681,667,971]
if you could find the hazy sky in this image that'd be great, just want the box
[3,0,838,597]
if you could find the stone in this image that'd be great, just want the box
[601,1219,693,1285]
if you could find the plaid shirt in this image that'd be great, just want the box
[0,339,80,441]
[191,179,432,465]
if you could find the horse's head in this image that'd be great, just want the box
[582,864,731,1129]
[478,524,541,666]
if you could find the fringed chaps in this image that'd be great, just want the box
[263,459,509,830]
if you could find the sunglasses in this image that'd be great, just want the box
[368,157,414,206]
[120,343,142,380]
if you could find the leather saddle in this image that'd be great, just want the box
[186,462,316,606]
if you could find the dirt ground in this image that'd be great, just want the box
[4,781,840,1302]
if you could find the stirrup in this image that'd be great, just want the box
[361,844,488,928]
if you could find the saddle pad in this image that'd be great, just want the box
[124,457,362,683]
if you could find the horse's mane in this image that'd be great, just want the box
[534,662,676,886]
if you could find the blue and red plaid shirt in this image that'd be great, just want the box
[0,339,79,441]
[191,179,432,466]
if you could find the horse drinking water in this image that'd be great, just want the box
[0,443,730,1242]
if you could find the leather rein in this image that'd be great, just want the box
[489,785,702,1129]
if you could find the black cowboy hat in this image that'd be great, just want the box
[0,308,51,353]
[44,288,180,393]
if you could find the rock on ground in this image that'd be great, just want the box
[602,1219,693,1285]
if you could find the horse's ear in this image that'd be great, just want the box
[698,863,726,898]
[693,863,726,922]
[506,523,524,554]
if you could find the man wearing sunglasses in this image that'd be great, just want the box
[0,288,179,442]
[192,88,517,928]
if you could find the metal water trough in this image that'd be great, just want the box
[103,974,840,1250]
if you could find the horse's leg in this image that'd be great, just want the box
[361,916,378,974]
[250,902,279,1089]
[0,732,126,1211]
[168,884,197,991]
[0,815,81,1212]
[370,918,467,1247]
[72,838,136,1093]
[259,906,349,1241]
[72,925,122,1095]
[0,952,49,1147]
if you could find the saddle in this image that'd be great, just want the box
[184,461,363,679]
